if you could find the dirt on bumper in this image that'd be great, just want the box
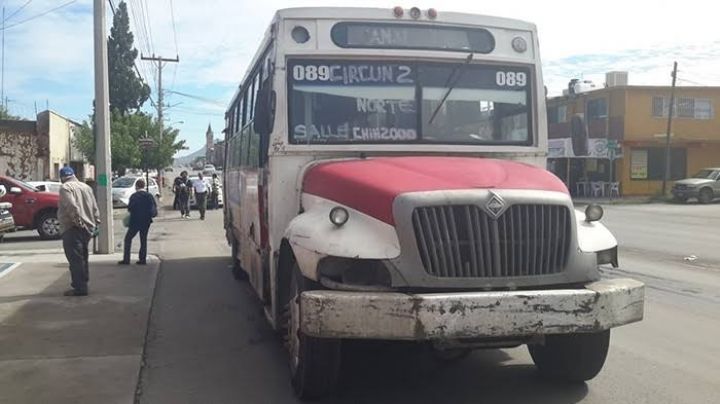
[299,278,644,340]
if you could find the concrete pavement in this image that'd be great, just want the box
[1,199,719,403]
[0,252,159,404]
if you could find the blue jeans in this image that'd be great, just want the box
[123,222,151,263]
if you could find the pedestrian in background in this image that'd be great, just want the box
[58,167,100,297]
[176,171,192,218]
[172,174,181,210]
[119,178,157,265]
[210,173,220,209]
[193,172,209,220]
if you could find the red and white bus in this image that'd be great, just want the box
[223,7,643,398]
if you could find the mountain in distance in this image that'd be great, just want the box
[174,146,205,167]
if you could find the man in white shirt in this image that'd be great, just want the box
[192,172,209,220]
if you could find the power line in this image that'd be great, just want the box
[168,0,178,55]
[676,77,706,86]
[165,89,224,106]
[126,0,155,91]
[139,0,154,56]
[4,0,32,23]
[129,0,151,57]
[167,0,179,93]
[1,0,77,31]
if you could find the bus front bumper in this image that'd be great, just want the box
[299,278,644,340]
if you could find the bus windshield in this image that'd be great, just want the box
[288,59,532,145]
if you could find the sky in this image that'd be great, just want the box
[2,0,719,157]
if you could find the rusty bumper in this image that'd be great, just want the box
[299,278,644,340]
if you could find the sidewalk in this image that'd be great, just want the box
[0,251,159,403]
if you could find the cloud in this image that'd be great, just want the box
[3,0,720,154]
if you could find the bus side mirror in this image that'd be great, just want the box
[253,80,276,136]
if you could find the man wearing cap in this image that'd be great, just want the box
[58,167,100,297]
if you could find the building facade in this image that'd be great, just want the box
[547,78,720,196]
[0,120,43,179]
[0,111,90,181]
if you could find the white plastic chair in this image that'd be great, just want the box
[591,182,604,198]
[608,182,620,197]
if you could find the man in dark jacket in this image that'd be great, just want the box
[118,179,157,265]
[175,171,192,218]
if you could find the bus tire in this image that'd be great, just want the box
[528,330,610,382]
[284,263,341,399]
[231,238,248,281]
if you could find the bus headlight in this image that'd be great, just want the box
[585,203,604,222]
[329,206,349,227]
[512,36,527,53]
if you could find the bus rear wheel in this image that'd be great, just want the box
[230,238,247,281]
[284,263,341,399]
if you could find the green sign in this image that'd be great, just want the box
[98,173,108,187]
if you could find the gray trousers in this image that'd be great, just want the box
[62,227,90,292]
[196,192,207,218]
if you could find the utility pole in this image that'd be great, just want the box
[93,0,113,254]
[140,54,179,138]
[2,6,5,108]
[141,54,178,186]
[661,61,678,197]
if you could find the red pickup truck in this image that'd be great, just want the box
[0,176,61,239]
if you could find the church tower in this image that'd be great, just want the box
[205,123,214,164]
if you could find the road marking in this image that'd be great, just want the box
[0,262,21,279]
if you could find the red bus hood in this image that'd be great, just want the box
[303,157,568,225]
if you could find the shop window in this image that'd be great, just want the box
[630,147,686,180]
[547,105,568,124]
[587,98,607,120]
[652,96,713,119]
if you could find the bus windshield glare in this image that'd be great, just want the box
[288,60,532,145]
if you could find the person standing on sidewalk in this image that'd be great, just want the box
[172,174,181,210]
[58,167,100,297]
[175,171,192,218]
[193,172,209,220]
[210,173,220,209]
[118,179,157,265]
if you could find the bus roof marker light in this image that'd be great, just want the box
[393,6,404,18]
[427,8,438,19]
[291,26,310,44]
[409,7,421,19]
[512,36,528,53]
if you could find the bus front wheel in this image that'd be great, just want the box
[284,263,341,399]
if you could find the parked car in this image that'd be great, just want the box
[27,181,62,193]
[0,176,61,239]
[112,176,160,208]
[188,176,223,209]
[0,185,16,241]
[672,168,720,204]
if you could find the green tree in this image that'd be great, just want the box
[73,112,185,173]
[0,105,21,120]
[108,1,150,115]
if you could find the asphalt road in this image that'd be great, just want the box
[131,201,720,404]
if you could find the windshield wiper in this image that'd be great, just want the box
[428,52,474,125]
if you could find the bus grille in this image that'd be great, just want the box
[411,204,571,278]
